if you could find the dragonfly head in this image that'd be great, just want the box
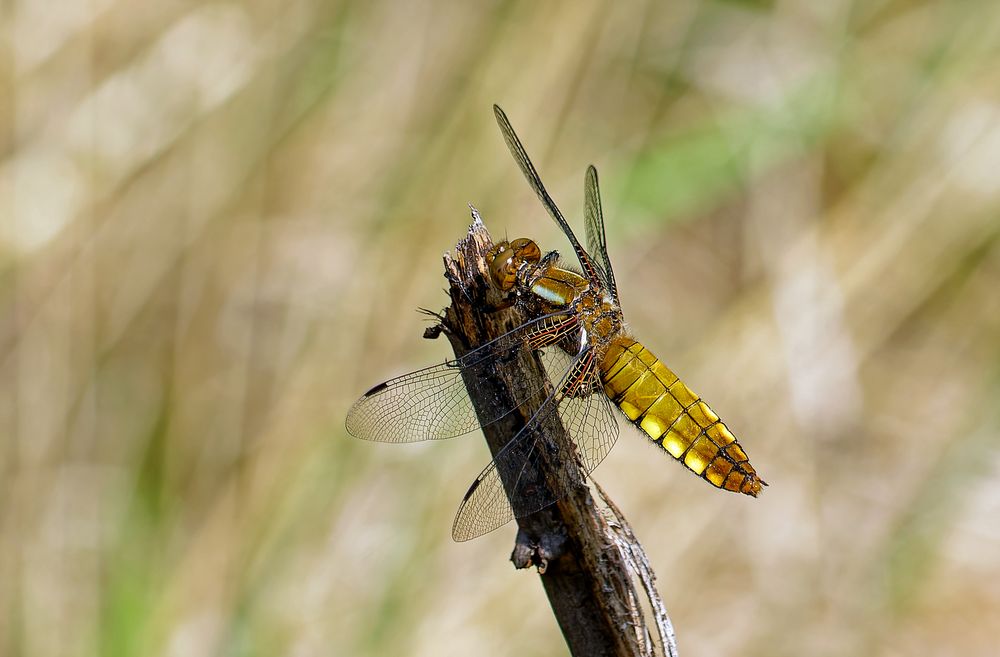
[487,237,541,291]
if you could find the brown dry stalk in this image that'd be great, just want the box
[435,212,676,657]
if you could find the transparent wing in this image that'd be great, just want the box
[451,363,620,541]
[584,165,619,303]
[346,313,578,443]
[493,105,602,285]
[540,342,575,384]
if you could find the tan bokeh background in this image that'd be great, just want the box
[3,2,999,656]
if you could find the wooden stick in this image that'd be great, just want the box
[434,210,675,657]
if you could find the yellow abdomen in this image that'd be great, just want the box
[600,337,765,496]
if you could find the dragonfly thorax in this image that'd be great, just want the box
[575,288,624,352]
[488,237,592,310]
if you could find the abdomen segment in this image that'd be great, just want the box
[600,337,765,496]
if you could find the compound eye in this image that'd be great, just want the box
[488,246,517,291]
[510,238,541,264]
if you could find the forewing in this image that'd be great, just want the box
[346,313,575,443]
[451,367,620,541]
[584,165,619,302]
[493,105,602,284]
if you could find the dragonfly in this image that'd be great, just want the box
[347,106,765,541]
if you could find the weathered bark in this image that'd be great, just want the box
[433,212,678,657]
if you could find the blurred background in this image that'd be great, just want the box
[3,1,1000,656]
